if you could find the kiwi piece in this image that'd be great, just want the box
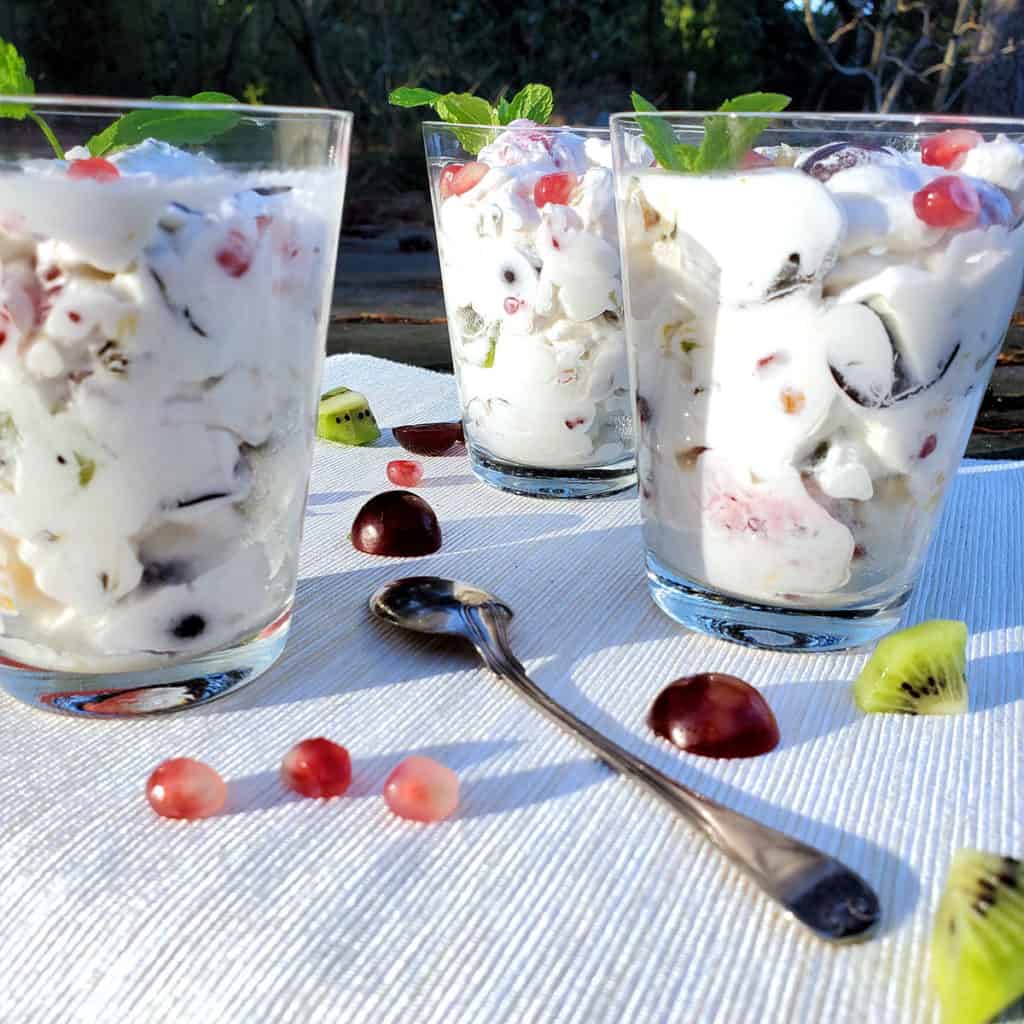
[931,850,1024,1024]
[853,619,968,715]
[317,386,381,446]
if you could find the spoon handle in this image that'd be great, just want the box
[462,604,880,943]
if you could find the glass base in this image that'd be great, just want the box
[0,609,291,718]
[646,555,909,651]
[469,444,637,499]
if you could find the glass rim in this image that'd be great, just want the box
[422,120,609,136]
[609,110,1024,130]
[0,94,353,121]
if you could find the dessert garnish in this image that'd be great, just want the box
[853,620,968,715]
[648,673,780,758]
[389,82,554,153]
[630,90,791,173]
[351,491,442,556]
[386,459,423,487]
[383,755,459,823]
[317,386,381,446]
[281,738,353,799]
[0,35,239,159]
[931,850,1024,1024]
[393,421,464,456]
[146,757,228,820]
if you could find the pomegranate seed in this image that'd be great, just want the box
[756,352,785,370]
[564,416,586,429]
[534,171,577,208]
[442,161,488,199]
[913,175,980,228]
[503,297,521,315]
[281,738,352,799]
[918,433,938,459]
[921,129,982,169]
[146,757,227,820]
[386,459,424,487]
[439,163,464,200]
[853,544,867,560]
[741,149,773,170]
[67,311,81,323]
[215,229,253,277]
[67,157,120,182]
[383,755,459,823]
[43,266,61,282]
[0,331,7,345]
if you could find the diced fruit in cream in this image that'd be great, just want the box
[0,143,343,670]
[921,130,982,169]
[619,129,1024,607]
[913,175,980,229]
[430,122,632,471]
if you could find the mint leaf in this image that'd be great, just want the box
[431,93,496,155]
[496,96,512,125]
[506,84,553,125]
[635,91,790,174]
[387,87,443,108]
[432,93,495,127]
[0,35,62,157]
[701,92,791,173]
[0,38,33,117]
[631,92,689,173]
[86,92,241,157]
[717,92,791,114]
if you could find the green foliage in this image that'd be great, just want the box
[632,90,789,173]
[0,37,34,115]
[389,82,553,152]
[505,84,554,124]
[86,92,241,155]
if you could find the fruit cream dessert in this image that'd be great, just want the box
[620,128,1024,608]
[0,141,343,670]
[430,120,633,470]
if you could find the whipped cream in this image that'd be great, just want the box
[0,144,343,669]
[432,122,632,469]
[620,134,1024,606]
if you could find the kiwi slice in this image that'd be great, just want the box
[853,619,968,715]
[931,850,1024,1024]
[317,386,381,446]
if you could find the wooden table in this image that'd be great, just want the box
[328,225,1024,460]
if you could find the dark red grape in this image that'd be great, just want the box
[798,142,890,183]
[393,421,464,456]
[648,673,780,759]
[351,490,441,557]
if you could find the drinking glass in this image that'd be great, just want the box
[424,120,636,498]
[611,111,1024,649]
[0,97,351,714]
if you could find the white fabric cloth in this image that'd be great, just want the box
[1,353,1021,1024]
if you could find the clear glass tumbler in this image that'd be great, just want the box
[611,111,1024,650]
[424,121,636,498]
[0,97,350,714]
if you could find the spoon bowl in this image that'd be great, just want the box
[371,577,512,636]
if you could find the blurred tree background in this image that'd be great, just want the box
[2,0,1022,223]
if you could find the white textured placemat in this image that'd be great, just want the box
[0,353,1021,1024]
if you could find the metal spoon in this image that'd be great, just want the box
[370,576,880,943]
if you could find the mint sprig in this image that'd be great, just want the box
[0,37,63,158]
[631,91,790,174]
[85,93,241,156]
[389,83,554,154]
[0,35,241,163]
